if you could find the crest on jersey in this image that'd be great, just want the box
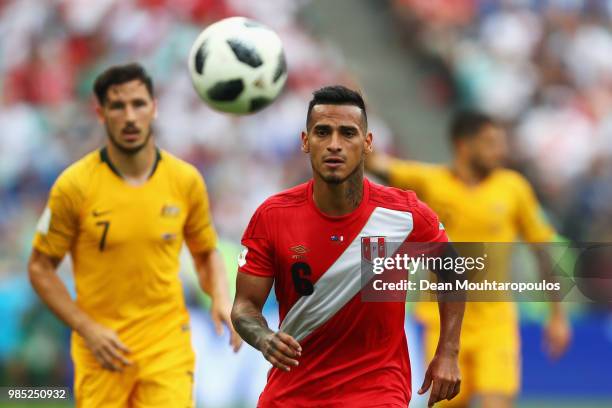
[161,204,180,217]
[361,236,386,263]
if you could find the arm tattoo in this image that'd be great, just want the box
[233,307,272,351]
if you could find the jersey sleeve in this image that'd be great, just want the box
[184,170,218,254]
[514,174,556,242]
[409,198,449,243]
[388,159,430,196]
[239,206,274,278]
[32,172,82,259]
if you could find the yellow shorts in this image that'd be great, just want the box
[73,346,195,408]
[422,322,520,407]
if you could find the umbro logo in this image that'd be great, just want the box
[290,245,309,254]
[92,210,112,217]
[290,245,309,260]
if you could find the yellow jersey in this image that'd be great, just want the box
[33,148,217,364]
[388,160,555,332]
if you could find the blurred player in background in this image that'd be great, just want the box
[366,111,572,408]
[232,85,464,407]
[28,63,241,408]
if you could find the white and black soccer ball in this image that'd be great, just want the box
[188,17,288,115]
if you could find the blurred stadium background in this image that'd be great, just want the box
[1,0,611,407]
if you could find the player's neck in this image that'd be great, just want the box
[106,142,157,186]
[451,159,486,186]
[313,171,364,216]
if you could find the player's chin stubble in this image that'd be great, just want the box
[106,125,153,156]
[313,161,351,185]
[312,153,365,185]
[312,156,365,209]
[471,157,496,179]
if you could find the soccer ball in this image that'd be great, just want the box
[188,17,288,114]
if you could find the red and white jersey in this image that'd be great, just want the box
[239,178,448,408]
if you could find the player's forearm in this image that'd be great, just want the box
[549,302,564,317]
[231,301,273,351]
[28,257,93,335]
[436,301,465,356]
[194,249,230,304]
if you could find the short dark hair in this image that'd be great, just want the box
[450,110,495,143]
[93,63,154,105]
[306,85,367,130]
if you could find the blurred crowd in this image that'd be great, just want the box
[391,0,612,242]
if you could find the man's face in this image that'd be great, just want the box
[96,80,156,155]
[302,104,372,184]
[464,124,508,176]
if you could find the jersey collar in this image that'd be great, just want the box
[100,147,162,180]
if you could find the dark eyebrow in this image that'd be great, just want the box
[339,125,359,132]
[313,124,332,131]
[107,100,124,108]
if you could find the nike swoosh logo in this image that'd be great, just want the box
[92,210,112,217]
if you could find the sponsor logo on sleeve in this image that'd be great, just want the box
[238,247,248,267]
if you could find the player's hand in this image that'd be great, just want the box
[79,320,132,372]
[544,312,571,359]
[259,331,301,372]
[211,299,243,352]
[418,352,461,407]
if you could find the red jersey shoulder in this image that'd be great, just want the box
[368,180,443,241]
[410,199,445,242]
[262,182,309,209]
[368,179,420,211]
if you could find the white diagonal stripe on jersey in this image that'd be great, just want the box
[280,207,414,341]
